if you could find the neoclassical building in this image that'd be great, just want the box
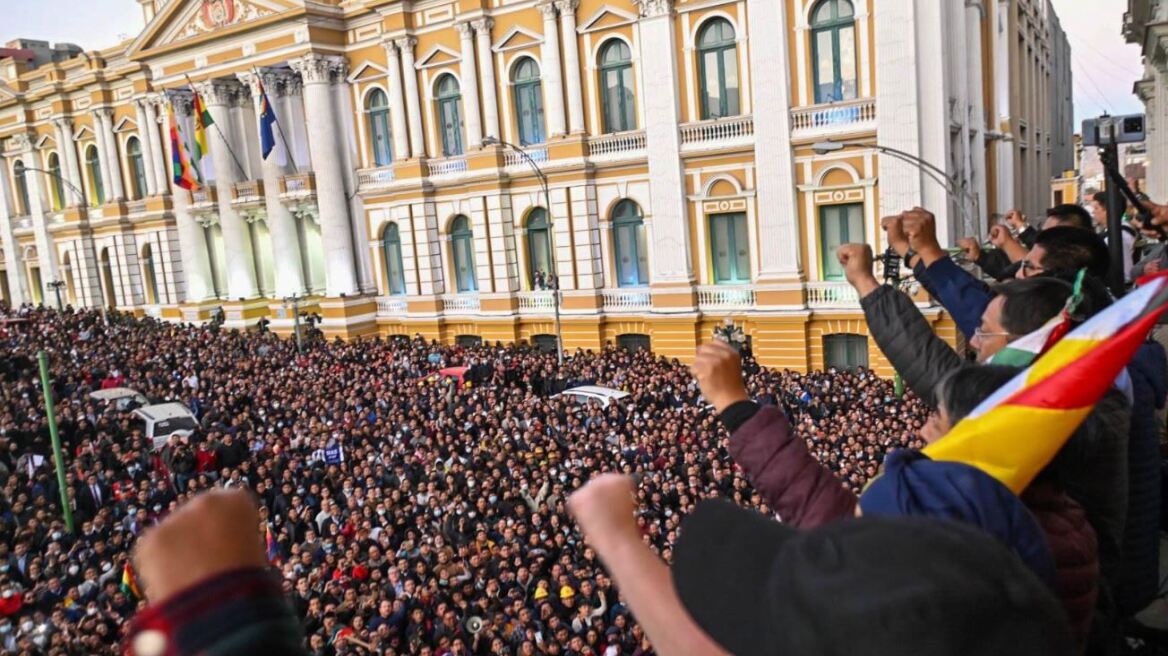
[0,0,1071,371]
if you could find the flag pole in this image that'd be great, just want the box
[185,74,250,181]
[253,67,301,172]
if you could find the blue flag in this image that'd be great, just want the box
[257,76,277,160]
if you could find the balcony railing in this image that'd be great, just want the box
[790,98,877,137]
[503,147,548,169]
[428,156,469,177]
[126,199,147,215]
[13,215,32,230]
[680,115,755,151]
[376,296,408,315]
[281,173,316,196]
[601,288,651,312]
[191,187,218,205]
[357,167,396,192]
[517,290,556,313]
[588,131,647,161]
[442,294,480,313]
[806,281,860,309]
[697,285,755,311]
[232,180,264,202]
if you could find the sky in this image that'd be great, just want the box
[0,0,1149,129]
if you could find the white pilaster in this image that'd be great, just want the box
[556,0,585,134]
[22,139,61,303]
[539,2,568,137]
[97,109,126,201]
[397,38,427,158]
[144,98,169,194]
[456,22,484,148]
[164,101,215,302]
[473,19,500,140]
[383,40,413,160]
[134,100,160,197]
[747,0,801,278]
[54,119,85,207]
[0,156,29,305]
[634,0,692,284]
[290,53,360,297]
[90,111,115,200]
[873,0,923,217]
[196,79,259,299]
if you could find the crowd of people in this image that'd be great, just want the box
[0,301,925,655]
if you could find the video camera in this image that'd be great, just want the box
[1082,114,1145,147]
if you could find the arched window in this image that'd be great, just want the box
[511,58,545,145]
[525,208,552,288]
[435,75,464,157]
[47,153,65,210]
[811,0,857,103]
[450,215,477,292]
[696,18,740,119]
[141,243,159,305]
[12,160,30,216]
[382,223,406,296]
[612,200,648,287]
[599,40,636,133]
[84,145,104,206]
[709,211,750,284]
[366,88,393,166]
[127,137,147,200]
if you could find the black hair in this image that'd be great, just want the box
[935,365,1021,424]
[1032,226,1110,280]
[1044,204,1093,231]
[995,277,1073,336]
[1092,191,1107,207]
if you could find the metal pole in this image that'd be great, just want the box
[38,351,74,534]
[1103,143,1127,297]
[289,295,303,353]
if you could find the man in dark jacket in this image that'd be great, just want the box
[967,205,1093,281]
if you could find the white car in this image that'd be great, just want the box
[132,403,199,450]
[89,387,149,411]
[552,385,631,408]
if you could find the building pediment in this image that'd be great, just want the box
[415,45,461,70]
[72,125,96,141]
[113,116,139,133]
[491,26,544,53]
[128,0,298,58]
[347,60,389,83]
[577,6,638,33]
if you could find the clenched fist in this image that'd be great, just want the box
[881,215,910,257]
[836,243,880,299]
[691,341,749,414]
[134,489,266,604]
[957,237,981,262]
[988,224,1015,247]
[901,208,944,264]
[1005,209,1027,231]
[568,474,640,550]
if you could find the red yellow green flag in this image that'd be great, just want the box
[191,88,213,166]
[923,275,1168,494]
[121,560,142,599]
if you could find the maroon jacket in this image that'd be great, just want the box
[727,403,1099,646]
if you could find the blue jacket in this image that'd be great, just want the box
[913,256,994,339]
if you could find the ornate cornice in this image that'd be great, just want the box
[554,0,579,14]
[471,18,494,34]
[538,1,558,19]
[193,79,244,107]
[455,21,475,39]
[394,36,418,53]
[290,53,348,85]
[632,0,672,18]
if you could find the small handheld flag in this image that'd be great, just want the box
[121,561,142,599]
[265,524,282,565]
[257,75,278,160]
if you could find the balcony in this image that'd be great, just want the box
[125,199,147,216]
[280,173,316,200]
[231,180,265,208]
[601,288,651,313]
[442,293,480,313]
[790,98,876,140]
[806,281,860,309]
[517,290,556,314]
[12,215,32,231]
[503,146,548,171]
[357,167,396,194]
[697,285,755,311]
[190,187,218,212]
[679,115,755,153]
[376,296,408,315]
[428,156,469,177]
[587,131,646,162]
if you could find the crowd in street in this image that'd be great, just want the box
[0,304,923,655]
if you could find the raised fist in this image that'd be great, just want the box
[691,341,749,414]
[836,243,880,299]
[957,237,981,262]
[988,224,1016,248]
[900,208,941,256]
[1005,209,1027,230]
[881,216,910,257]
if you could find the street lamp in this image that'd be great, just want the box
[21,166,87,208]
[481,136,564,366]
[46,280,65,310]
[811,140,980,238]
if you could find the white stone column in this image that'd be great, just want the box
[164,99,215,301]
[97,109,126,201]
[290,54,360,297]
[873,0,924,218]
[397,38,427,158]
[539,2,567,137]
[0,155,30,305]
[556,0,585,134]
[195,79,259,299]
[634,0,691,284]
[144,97,170,193]
[456,22,484,149]
[53,119,84,207]
[473,19,500,140]
[21,139,61,302]
[746,0,801,278]
[382,40,413,160]
[90,110,116,200]
[240,70,307,297]
[133,99,160,197]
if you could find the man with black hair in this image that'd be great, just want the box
[1017,226,1111,281]
[965,205,1096,281]
[1091,191,1137,281]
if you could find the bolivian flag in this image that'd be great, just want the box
[121,561,142,599]
[192,88,214,166]
[924,275,1168,494]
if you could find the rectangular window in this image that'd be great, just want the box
[602,67,636,133]
[701,51,723,118]
[824,334,869,371]
[439,99,463,157]
[614,223,648,287]
[709,212,750,284]
[819,203,864,280]
[453,238,477,292]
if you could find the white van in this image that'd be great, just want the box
[132,403,199,450]
[552,385,631,408]
[89,387,149,411]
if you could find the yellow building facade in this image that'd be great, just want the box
[0,0,1070,373]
